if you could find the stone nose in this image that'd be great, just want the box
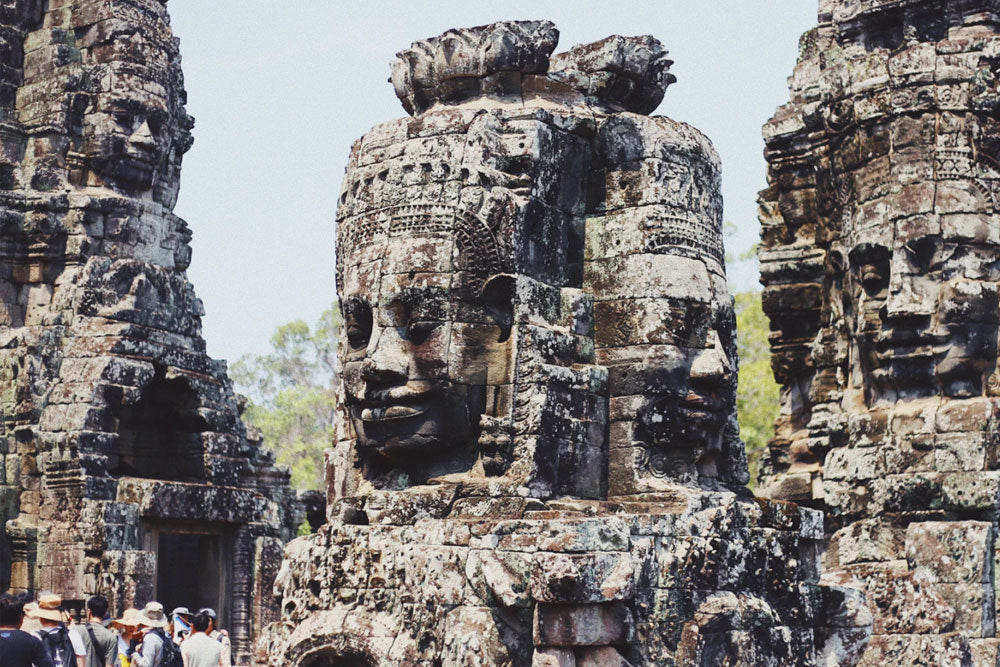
[690,330,731,385]
[362,327,409,385]
[884,274,934,320]
[129,119,156,150]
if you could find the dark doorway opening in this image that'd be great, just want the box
[155,531,226,622]
[109,365,208,481]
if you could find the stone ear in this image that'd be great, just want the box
[480,274,515,343]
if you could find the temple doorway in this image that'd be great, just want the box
[144,523,231,627]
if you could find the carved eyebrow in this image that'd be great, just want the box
[342,297,372,318]
[106,98,169,118]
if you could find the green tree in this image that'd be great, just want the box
[231,304,340,491]
[734,291,780,488]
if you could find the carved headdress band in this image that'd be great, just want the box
[336,203,505,288]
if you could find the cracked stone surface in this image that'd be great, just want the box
[259,20,871,667]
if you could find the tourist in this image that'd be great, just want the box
[28,593,86,667]
[179,613,223,667]
[0,593,54,667]
[196,609,230,667]
[169,608,192,645]
[129,602,179,667]
[110,609,141,667]
[21,600,42,633]
[75,595,119,667]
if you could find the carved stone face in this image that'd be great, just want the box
[339,230,509,470]
[846,194,1000,402]
[81,90,173,193]
[634,304,735,480]
[593,243,737,488]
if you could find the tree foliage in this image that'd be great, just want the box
[231,305,340,491]
[734,291,780,488]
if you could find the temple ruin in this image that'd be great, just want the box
[15,1,1000,664]
[259,20,871,666]
[0,1,297,662]
[759,0,1000,663]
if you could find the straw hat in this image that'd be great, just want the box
[111,608,142,630]
[27,593,70,624]
[136,601,168,629]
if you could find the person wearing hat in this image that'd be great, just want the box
[110,609,141,667]
[74,596,118,667]
[20,601,42,634]
[130,602,171,667]
[28,593,85,667]
[169,608,192,646]
[195,610,229,667]
[0,592,54,667]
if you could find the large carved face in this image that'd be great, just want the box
[339,212,510,471]
[81,88,173,193]
[593,247,737,487]
[845,182,1000,402]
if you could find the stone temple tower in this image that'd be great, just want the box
[0,1,298,661]
[261,20,871,666]
[760,0,1000,663]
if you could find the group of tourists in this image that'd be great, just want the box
[0,592,232,667]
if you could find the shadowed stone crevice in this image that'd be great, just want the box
[108,364,208,481]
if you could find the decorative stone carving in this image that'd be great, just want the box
[261,20,871,666]
[760,1,1000,663]
[0,1,297,661]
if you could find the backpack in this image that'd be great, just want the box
[149,628,183,667]
[40,625,76,667]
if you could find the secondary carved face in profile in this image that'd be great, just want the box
[339,207,510,472]
[71,55,192,205]
[845,186,1000,402]
[83,95,170,191]
[634,302,736,481]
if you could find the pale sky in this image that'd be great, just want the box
[167,1,818,364]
